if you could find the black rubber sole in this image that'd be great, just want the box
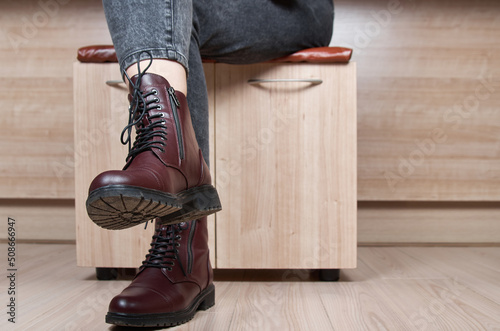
[86,184,221,230]
[106,284,215,327]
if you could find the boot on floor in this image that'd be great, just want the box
[106,216,214,327]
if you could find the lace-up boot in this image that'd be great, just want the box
[86,70,221,230]
[106,216,214,327]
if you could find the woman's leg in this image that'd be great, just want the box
[102,0,192,93]
[98,1,217,328]
[195,0,334,64]
[185,9,210,164]
[87,0,221,231]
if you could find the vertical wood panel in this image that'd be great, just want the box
[0,0,112,198]
[215,63,357,268]
[0,199,75,241]
[333,0,500,200]
[358,202,500,244]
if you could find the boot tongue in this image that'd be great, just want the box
[140,223,179,269]
[127,73,173,127]
[128,73,172,95]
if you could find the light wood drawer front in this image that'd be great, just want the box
[214,63,357,268]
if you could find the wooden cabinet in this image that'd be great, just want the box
[214,64,356,268]
[74,61,357,269]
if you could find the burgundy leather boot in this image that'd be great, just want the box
[86,72,221,230]
[106,216,215,327]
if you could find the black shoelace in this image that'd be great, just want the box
[120,51,167,162]
[142,223,187,276]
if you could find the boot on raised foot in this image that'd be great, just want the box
[86,71,221,230]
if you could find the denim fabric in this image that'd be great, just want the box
[103,0,192,72]
[103,0,334,165]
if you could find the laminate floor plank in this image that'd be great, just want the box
[356,246,449,280]
[319,281,417,330]
[398,247,500,305]
[373,279,500,331]
[2,244,500,330]
[466,247,500,273]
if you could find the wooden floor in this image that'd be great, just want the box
[2,244,500,330]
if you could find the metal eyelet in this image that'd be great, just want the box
[154,98,160,103]
[156,105,162,110]
[159,113,165,117]
[152,89,158,95]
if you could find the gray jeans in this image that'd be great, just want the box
[103,0,334,164]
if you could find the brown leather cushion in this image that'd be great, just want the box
[77,45,352,64]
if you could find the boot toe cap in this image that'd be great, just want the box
[88,168,163,193]
[108,287,174,314]
[89,170,130,193]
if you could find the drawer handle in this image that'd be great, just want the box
[247,78,323,85]
[107,78,322,86]
[106,80,125,86]
[107,78,323,86]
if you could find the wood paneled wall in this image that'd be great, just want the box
[333,0,500,200]
[0,0,112,199]
[1,0,499,243]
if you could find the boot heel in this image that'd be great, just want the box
[159,185,222,224]
[198,285,215,311]
[187,185,222,212]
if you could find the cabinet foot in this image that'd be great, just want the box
[95,267,118,280]
[319,269,340,281]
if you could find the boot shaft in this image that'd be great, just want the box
[126,73,212,189]
[141,216,213,288]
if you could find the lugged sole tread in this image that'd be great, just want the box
[86,185,221,230]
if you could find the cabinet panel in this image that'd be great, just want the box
[214,63,357,269]
[74,63,216,267]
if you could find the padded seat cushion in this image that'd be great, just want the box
[77,45,352,64]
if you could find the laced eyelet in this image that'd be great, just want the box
[159,113,165,117]
[154,98,160,103]
[157,105,162,110]
[152,89,158,95]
